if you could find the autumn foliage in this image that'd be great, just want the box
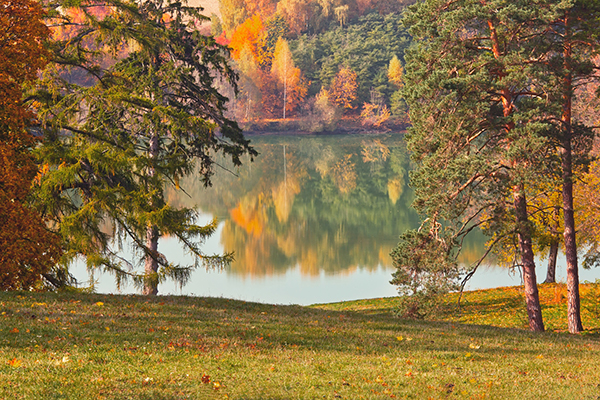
[228,14,264,59]
[0,0,61,289]
[329,67,358,109]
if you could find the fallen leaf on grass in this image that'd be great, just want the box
[7,358,21,368]
[95,302,104,307]
[10,328,18,333]
[469,343,480,349]
[201,374,211,384]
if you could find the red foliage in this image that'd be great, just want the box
[0,0,62,289]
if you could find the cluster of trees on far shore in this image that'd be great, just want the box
[214,0,414,130]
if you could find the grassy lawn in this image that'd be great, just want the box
[1,283,600,399]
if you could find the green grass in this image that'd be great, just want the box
[1,284,600,399]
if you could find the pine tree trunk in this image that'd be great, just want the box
[489,19,544,332]
[561,17,583,333]
[513,186,545,332]
[544,207,560,284]
[143,224,159,295]
[561,138,583,333]
[545,240,558,284]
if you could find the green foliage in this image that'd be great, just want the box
[390,221,459,318]
[291,12,410,104]
[390,0,586,329]
[32,0,255,293]
[390,90,406,116]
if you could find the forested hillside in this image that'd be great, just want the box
[213,0,415,130]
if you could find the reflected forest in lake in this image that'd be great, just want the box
[168,134,487,278]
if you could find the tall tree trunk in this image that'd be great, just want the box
[489,19,544,331]
[560,131,583,333]
[143,224,159,295]
[544,207,560,284]
[143,133,160,295]
[545,240,558,284]
[561,13,583,333]
[283,54,287,120]
[513,187,545,332]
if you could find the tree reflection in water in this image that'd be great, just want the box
[169,134,485,278]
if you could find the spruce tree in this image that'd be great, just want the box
[33,0,255,294]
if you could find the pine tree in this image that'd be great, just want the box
[33,0,255,294]
[541,1,600,333]
[391,0,572,330]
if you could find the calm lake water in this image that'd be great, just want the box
[72,133,600,304]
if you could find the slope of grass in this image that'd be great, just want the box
[1,283,600,399]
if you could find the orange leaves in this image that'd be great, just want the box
[0,0,62,291]
[200,374,222,390]
[7,358,22,368]
[0,0,49,89]
[229,15,264,60]
[329,67,358,110]
[230,203,264,237]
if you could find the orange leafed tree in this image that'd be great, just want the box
[228,14,264,60]
[0,0,62,289]
[329,67,358,110]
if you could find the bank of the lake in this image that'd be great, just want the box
[1,283,599,399]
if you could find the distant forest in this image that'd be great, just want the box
[212,0,416,130]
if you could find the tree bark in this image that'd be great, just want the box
[513,186,545,332]
[560,136,583,333]
[489,18,544,331]
[143,224,159,295]
[545,240,558,284]
[560,13,583,333]
[545,206,560,284]
[143,132,160,295]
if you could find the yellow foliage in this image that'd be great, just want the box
[388,55,404,88]
[271,175,302,223]
[230,201,264,237]
[387,176,404,205]
[330,67,358,109]
[361,139,390,163]
[331,154,357,194]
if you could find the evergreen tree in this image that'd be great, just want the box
[391,0,570,330]
[541,1,600,333]
[33,0,255,294]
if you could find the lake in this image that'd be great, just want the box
[71,133,600,304]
